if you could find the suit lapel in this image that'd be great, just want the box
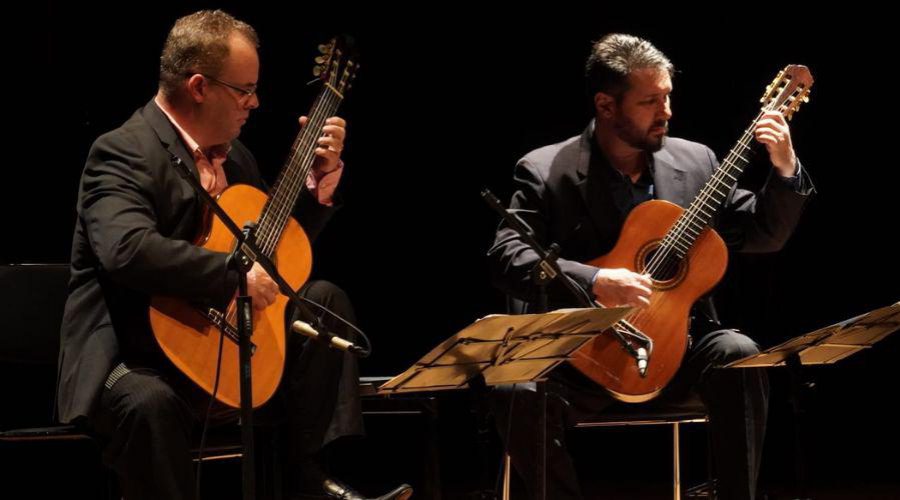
[576,121,629,244]
[142,99,201,184]
[652,143,688,208]
[575,126,692,251]
[140,99,212,230]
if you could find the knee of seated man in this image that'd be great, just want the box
[302,280,349,305]
[716,331,761,363]
[118,375,189,428]
[298,280,356,338]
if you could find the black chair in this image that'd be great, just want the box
[572,397,710,500]
[0,263,113,498]
[0,263,79,438]
[498,296,712,499]
[359,376,442,499]
[0,264,440,499]
[0,264,249,497]
[499,394,711,500]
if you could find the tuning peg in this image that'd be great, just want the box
[313,67,323,77]
[760,84,774,103]
[318,43,331,54]
[315,56,328,65]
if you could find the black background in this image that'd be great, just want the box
[3,3,898,498]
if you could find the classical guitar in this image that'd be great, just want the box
[570,65,813,402]
[149,39,358,407]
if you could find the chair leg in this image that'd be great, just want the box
[502,452,511,500]
[424,398,442,500]
[673,422,681,500]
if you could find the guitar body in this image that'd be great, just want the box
[569,200,728,402]
[149,184,312,408]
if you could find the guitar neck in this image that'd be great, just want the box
[657,65,813,261]
[658,108,773,260]
[255,84,345,256]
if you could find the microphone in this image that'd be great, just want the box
[291,320,366,356]
[636,347,649,377]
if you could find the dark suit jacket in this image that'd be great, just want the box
[488,121,814,311]
[57,100,335,424]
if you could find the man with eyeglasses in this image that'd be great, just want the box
[57,9,411,500]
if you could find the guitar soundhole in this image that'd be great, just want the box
[639,244,684,285]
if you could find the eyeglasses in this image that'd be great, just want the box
[201,74,258,102]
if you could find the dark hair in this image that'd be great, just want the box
[158,9,259,96]
[585,33,674,100]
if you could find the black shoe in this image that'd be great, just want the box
[322,478,413,500]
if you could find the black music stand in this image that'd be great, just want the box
[379,307,632,394]
[727,301,900,499]
[379,306,631,500]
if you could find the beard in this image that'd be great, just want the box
[613,113,668,153]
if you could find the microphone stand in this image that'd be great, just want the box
[171,155,368,500]
[481,188,651,500]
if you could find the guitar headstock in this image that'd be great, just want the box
[313,37,359,96]
[759,65,814,120]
